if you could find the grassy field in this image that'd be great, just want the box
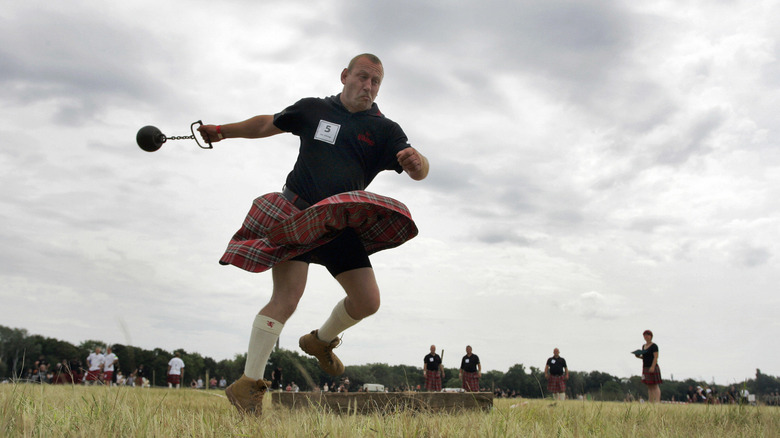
[2,384,779,437]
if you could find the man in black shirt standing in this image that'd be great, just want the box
[423,345,444,392]
[544,348,569,401]
[459,345,481,392]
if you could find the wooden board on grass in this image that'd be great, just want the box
[271,391,493,413]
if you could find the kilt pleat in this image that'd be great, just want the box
[642,366,663,385]
[462,371,480,392]
[219,191,418,273]
[547,375,566,393]
[425,370,442,391]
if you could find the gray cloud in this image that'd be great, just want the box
[1,0,778,383]
[730,242,772,268]
[560,291,628,320]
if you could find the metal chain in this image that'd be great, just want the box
[166,134,195,141]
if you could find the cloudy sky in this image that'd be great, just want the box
[2,0,778,385]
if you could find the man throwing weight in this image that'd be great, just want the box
[198,53,429,416]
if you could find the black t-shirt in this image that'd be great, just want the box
[273,94,411,204]
[546,356,567,376]
[424,353,442,371]
[460,354,480,372]
[271,367,282,384]
[642,343,658,368]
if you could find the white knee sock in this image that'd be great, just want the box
[244,314,284,380]
[317,298,361,342]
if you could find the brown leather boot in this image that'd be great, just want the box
[299,330,345,376]
[225,374,271,415]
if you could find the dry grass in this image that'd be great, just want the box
[2,383,779,437]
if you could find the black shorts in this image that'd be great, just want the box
[291,228,372,277]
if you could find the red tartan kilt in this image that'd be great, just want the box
[103,371,114,382]
[425,370,442,391]
[219,191,418,273]
[642,366,663,385]
[547,375,566,393]
[167,374,181,385]
[86,370,101,381]
[461,371,480,392]
[51,373,67,384]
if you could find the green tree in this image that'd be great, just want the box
[266,348,324,391]
[0,326,34,378]
[597,381,623,401]
[751,369,780,396]
[567,371,587,399]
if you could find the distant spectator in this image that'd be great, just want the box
[727,386,738,404]
[70,358,83,384]
[85,347,104,386]
[167,352,185,389]
[31,367,41,383]
[271,366,283,392]
[423,345,444,392]
[34,355,49,373]
[134,364,145,387]
[210,377,218,389]
[219,377,227,389]
[51,360,69,384]
[635,330,661,403]
[103,347,119,386]
[459,345,481,392]
[544,348,569,401]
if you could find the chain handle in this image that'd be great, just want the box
[161,120,213,149]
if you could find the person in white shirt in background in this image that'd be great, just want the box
[167,352,186,389]
[85,347,104,386]
[102,346,119,386]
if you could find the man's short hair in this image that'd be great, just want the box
[348,53,382,72]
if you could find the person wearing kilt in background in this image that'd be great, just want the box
[423,345,444,392]
[102,346,118,386]
[635,329,662,403]
[459,345,481,392]
[84,346,104,386]
[167,352,185,389]
[197,53,429,416]
[544,348,569,401]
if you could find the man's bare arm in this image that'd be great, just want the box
[197,115,284,143]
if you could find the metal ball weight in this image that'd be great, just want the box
[136,125,165,152]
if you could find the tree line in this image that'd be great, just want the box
[1,324,778,402]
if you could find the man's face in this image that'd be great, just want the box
[340,57,383,113]
[430,345,436,354]
[553,348,559,357]
[466,346,472,355]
